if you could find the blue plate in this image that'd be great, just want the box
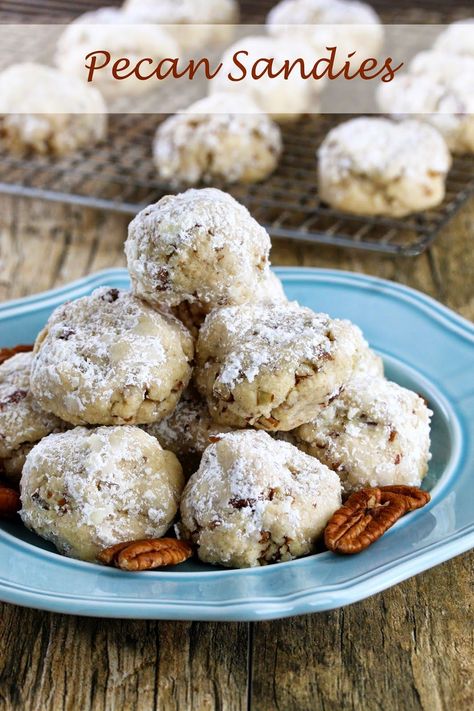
[0,268,473,620]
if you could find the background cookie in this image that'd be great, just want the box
[267,0,383,58]
[123,0,239,51]
[0,63,107,156]
[55,7,179,98]
[318,118,452,217]
[378,58,474,154]
[30,288,193,426]
[153,93,282,186]
[210,35,319,122]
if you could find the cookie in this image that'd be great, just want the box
[125,188,273,330]
[153,93,282,186]
[318,118,451,217]
[378,54,474,154]
[210,35,319,122]
[30,288,194,426]
[178,430,341,567]
[20,426,184,561]
[0,352,67,484]
[433,19,474,58]
[123,0,239,51]
[55,7,179,98]
[0,63,107,156]
[194,301,367,431]
[143,387,236,476]
[294,376,432,493]
[267,0,383,57]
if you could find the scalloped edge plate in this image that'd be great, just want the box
[0,268,473,620]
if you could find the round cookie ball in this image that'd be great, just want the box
[294,376,432,494]
[125,188,272,323]
[55,8,179,99]
[377,66,474,155]
[20,426,184,561]
[210,35,319,122]
[0,352,67,483]
[30,288,194,426]
[179,430,341,568]
[153,93,282,186]
[143,387,236,476]
[318,118,452,217]
[409,50,474,84]
[267,0,383,58]
[123,0,239,51]
[433,19,474,58]
[194,301,367,431]
[0,63,107,157]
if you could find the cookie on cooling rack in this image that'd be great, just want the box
[20,426,184,561]
[267,0,383,57]
[55,7,179,99]
[125,188,284,334]
[378,56,474,155]
[0,63,107,157]
[210,35,320,122]
[123,0,239,51]
[318,118,452,217]
[194,300,368,431]
[294,375,432,494]
[153,93,282,186]
[30,288,194,426]
[433,19,474,58]
[0,352,68,484]
[178,430,341,568]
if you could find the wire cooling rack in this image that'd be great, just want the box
[0,1,473,256]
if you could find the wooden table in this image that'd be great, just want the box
[0,193,472,711]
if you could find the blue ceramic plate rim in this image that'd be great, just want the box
[0,267,472,620]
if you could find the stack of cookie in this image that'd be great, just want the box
[1,187,432,568]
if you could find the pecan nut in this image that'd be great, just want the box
[0,485,21,518]
[379,485,430,511]
[98,538,193,571]
[324,486,430,555]
[0,344,34,366]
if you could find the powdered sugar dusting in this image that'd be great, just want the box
[30,287,193,425]
[179,430,341,567]
[20,426,184,561]
[0,352,66,458]
[295,375,432,493]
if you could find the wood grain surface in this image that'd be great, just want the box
[0,193,473,711]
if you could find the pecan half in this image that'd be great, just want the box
[0,485,21,518]
[324,486,430,555]
[379,485,430,511]
[97,538,193,571]
[0,345,34,365]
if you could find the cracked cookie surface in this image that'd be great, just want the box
[178,430,341,568]
[318,117,451,217]
[30,288,194,426]
[194,301,367,431]
[0,352,67,483]
[153,93,282,186]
